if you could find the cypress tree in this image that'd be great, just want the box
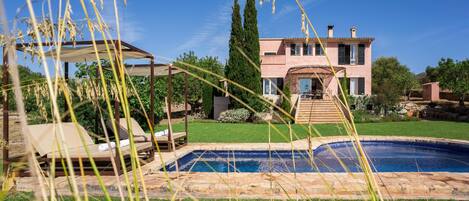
[225,0,246,109]
[280,82,292,122]
[243,0,264,111]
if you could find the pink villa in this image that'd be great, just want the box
[260,25,374,103]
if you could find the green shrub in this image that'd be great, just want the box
[218,108,250,123]
[353,110,418,123]
[349,95,373,110]
[279,82,292,122]
[352,110,381,123]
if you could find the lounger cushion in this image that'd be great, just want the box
[46,142,153,159]
[118,118,186,142]
[156,132,186,141]
[118,118,147,137]
[27,123,95,156]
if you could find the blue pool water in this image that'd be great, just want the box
[163,141,469,173]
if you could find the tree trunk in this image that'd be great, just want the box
[407,90,412,101]
[459,95,465,107]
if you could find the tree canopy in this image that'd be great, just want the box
[225,0,244,107]
[427,58,469,106]
[225,0,264,112]
[372,57,418,114]
[175,52,224,117]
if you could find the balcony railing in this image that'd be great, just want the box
[261,55,286,65]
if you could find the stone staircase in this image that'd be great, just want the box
[295,99,343,124]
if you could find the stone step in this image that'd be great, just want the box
[297,108,340,111]
[297,113,342,116]
[295,99,342,124]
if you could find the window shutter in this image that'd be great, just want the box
[315,43,321,56]
[344,45,351,65]
[277,78,284,95]
[290,44,296,55]
[358,44,365,65]
[358,78,365,95]
[338,44,345,64]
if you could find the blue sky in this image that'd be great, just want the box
[2,0,469,73]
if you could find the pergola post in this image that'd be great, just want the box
[94,66,100,141]
[150,57,156,149]
[113,42,122,173]
[2,45,9,173]
[167,64,172,143]
[64,62,69,121]
[114,42,121,139]
[64,62,69,82]
[184,71,188,138]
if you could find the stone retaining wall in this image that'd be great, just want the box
[0,114,25,158]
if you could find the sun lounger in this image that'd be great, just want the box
[26,122,155,176]
[115,118,187,151]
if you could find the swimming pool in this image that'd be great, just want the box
[163,141,469,173]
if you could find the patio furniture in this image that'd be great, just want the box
[26,122,154,176]
[116,118,187,152]
[2,40,190,175]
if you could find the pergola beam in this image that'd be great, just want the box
[15,40,153,58]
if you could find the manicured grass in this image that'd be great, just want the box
[160,120,469,143]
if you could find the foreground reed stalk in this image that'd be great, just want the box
[0,1,387,200]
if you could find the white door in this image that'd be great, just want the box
[350,78,358,95]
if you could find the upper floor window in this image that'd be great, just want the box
[303,43,313,56]
[290,44,301,56]
[350,44,357,65]
[315,43,325,56]
[264,52,277,56]
[338,43,365,65]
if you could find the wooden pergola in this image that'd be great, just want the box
[2,40,188,172]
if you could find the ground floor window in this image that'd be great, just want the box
[263,78,283,95]
[339,77,365,95]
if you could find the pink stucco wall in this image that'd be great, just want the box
[422,82,440,101]
[260,38,373,96]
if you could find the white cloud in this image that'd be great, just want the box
[272,0,316,20]
[101,1,143,43]
[176,1,232,56]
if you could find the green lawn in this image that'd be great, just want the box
[160,120,469,143]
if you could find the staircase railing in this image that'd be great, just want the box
[307,98,315,125]
[331,95,353,124]
[294,96,301,121]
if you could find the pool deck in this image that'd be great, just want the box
[16,136,469,200]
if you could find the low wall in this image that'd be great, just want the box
[0,114,25,159]
[213,96,229,120]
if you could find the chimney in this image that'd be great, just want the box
[350,26,357,38]
[327,25,334,38]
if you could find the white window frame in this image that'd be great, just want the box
[263,78,279,95]
[349,43,358,65]
[291,43,301,56]
[315,43,326,56]
[303,43,313,56]
[349,78,358,95]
